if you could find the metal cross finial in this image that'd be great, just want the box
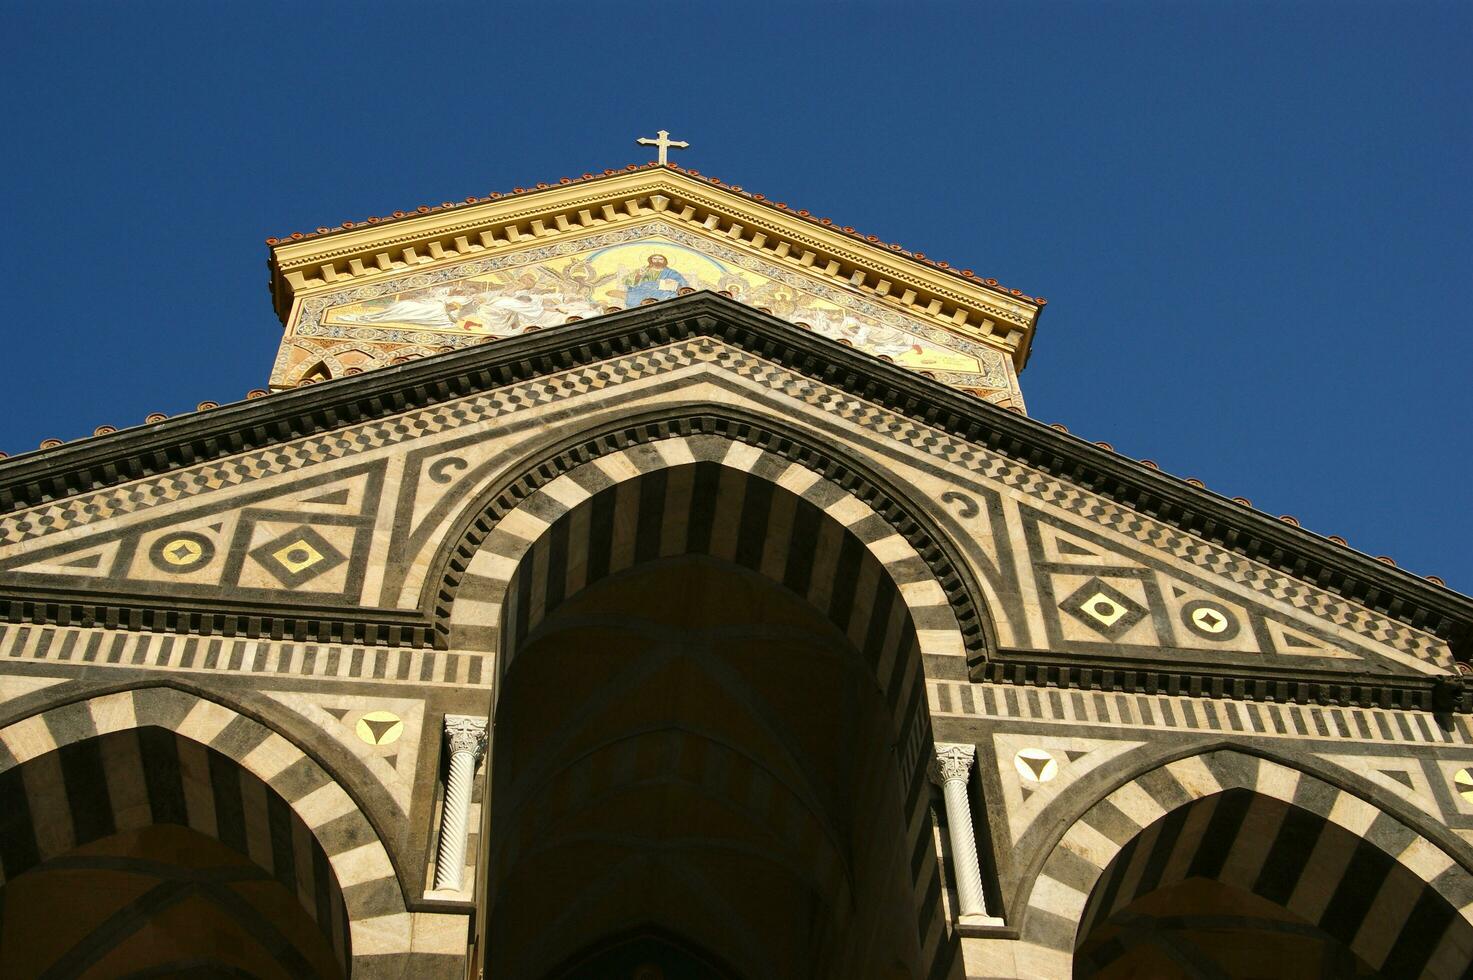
[636,129,689,166]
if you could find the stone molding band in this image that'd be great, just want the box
[978,654,1455,714]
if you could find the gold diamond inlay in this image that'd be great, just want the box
[1081,592,1127,628]
[272,539,325,574]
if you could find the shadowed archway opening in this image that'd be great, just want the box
[547,927,741,980]
[0,727,347,979]
[484,549,935,980]
[1077,875,1378,978]
[1073,787,1470,980]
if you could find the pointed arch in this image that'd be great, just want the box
[437,420,990,980]
[431,409,994,666]
[0,687,464,975]
[298,360,334,384]
[442,431,966,791]
[1016,747,1473,978]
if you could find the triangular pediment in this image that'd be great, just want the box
[266,166,1040,407]
[278,219,1023,408]
[0,295,1466,700]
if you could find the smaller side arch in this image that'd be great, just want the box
[0,687,461,975]
[1016,748,1473,979]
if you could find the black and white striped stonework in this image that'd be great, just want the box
[1019,748,1473,978]
[0,688,426,977]
[0,725,348,974]
[501,461,929,740]
[0,623,493,688]
[446,434,970,979]
[1076,787,1468,977]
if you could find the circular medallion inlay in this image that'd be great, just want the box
[1014,748,1058,784]
[1454,768,1473,805]
[148,531,215,572]
[1181,599,1241,640]
[355,710,404,746]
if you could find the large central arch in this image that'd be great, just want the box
[432,410,993,664]
[445,429,979,979]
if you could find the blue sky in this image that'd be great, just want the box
[3,1,1469,591]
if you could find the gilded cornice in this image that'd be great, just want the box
[267,168,1043,369]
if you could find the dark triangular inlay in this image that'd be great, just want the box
[1171,586,1186,598]
[1379,769,1415,790]
[304,488,350,506]
[323,706,351,721]
[1020,785,1035,801]
[1064,750,1088,763]
[1281,632,1317,648]
[59,553,102,570]
[1056,539,1097,557]
[382,754,398,770]
[362,718,398,743]
[1021,755,1052,780]
[207,523,223,533]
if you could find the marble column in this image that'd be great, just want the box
[932,742,1003,926]
[433,714,488,891]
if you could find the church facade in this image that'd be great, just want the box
[0,161,1470,979]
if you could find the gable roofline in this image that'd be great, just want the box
[264,164,1044,371]
[267,161,1045,306]
[1,292,1468,659]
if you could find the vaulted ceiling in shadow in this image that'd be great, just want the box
[484,556,925,980]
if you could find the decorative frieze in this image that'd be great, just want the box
[930,679,1473,746]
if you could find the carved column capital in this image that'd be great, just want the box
[444,714,488,759]
[931,742,976,786]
